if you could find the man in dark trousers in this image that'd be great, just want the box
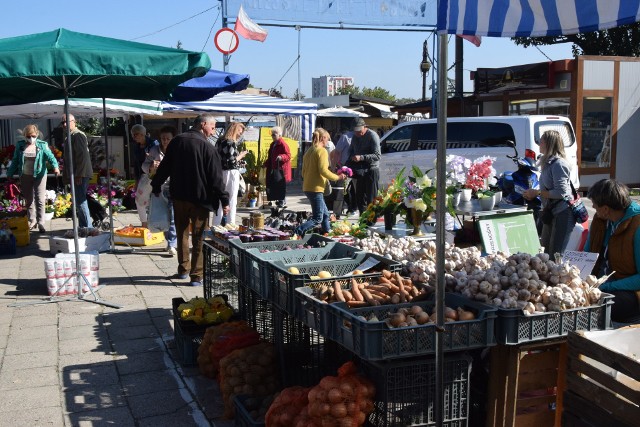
[347,117,381,215]
[151,114,229,287]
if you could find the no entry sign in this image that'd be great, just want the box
[214,28,239,54]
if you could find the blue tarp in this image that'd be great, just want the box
[170,69,250,102]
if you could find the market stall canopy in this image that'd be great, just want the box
[162,92,318,140]
[170,69,250,102]
[317,106,368,118]
[0,98,162,119]
[0,28,210,105]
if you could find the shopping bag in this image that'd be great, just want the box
[566,182,589,224]
[148,194,170,232]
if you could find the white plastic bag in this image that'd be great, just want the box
[148,194,170,232]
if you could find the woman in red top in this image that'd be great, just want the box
[262,126,291,207]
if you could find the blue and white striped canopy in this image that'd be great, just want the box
[162,92,318,141]
[438,0,640,37]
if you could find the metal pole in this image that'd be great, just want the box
[103,98,115,251]
[296,25,301,100]
[435,33,449,427]
[221,0,229,71]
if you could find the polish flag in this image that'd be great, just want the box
[234,5,268,42]
[457,34,482,47]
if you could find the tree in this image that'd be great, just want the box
[512,22,640,56]
[176,40,183,50]
[335,85,396,102]
[291,89,305,100]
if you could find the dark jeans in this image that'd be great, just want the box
[354,168,379,214]
[539,206,575,255]
[608,290,640,323]
[296,191,331,236]
[173,199,209,282]
[74,177,92,229]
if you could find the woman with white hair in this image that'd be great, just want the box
[262,126,292,207]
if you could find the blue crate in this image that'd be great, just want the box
[495,293,614,345]
[244,241,361,299]
[269,252,402,314]
[331,293,497,361]
[360,354,472,427]
[228,233,333,282]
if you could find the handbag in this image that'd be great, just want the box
[566,181,589,224]
[269,159,284,183]
[148,193,170,232]
[323,180,332,196]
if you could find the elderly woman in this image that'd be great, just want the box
[7,124,60,233]
[262,126,291,208]
[524,130,576,254]
[294,128,347,237]
[142,126,177,256]
[214,122,248,225]
[131,124,159,228]
[584,179,640,323]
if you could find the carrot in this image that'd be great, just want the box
[366,284,393,294]
[346,300,368,308]
[341,289,354,302]
[377,280,400,294]
[351,278,364,302]
[396,273,407,303]
[382,270,393,279]
[409,285,420,297]
[333,281,345,302]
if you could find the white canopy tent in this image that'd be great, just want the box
[317,106,368,118]
[161,92,318,141]
[0,98,162,119]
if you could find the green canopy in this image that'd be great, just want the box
[0,28,211,105]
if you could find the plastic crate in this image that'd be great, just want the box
[360,354,472,427]
[233,395,265,427]
[172,298,205,366]
[238,284,276,343]
[244,241,361,299]
[273,305,354,387]
[293,287,334,336]
[228,233,334,281]
[331,293,496,361]
[203,242,239,308]
[495,293,614,345]
[270,252,402,314]
[0,234,16,256]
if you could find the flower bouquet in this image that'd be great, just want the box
[359,168,407,227]
[53,193,72,218]
[465,156,497,193]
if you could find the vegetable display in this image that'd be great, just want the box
[265,386,312,426]
[197,321,261,378]
[177,296,234,325]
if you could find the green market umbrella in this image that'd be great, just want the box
[0,28,210,309]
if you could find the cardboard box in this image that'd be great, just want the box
[85,233,111,253]
[50,236,87,254]
[13,230,29,246]
[114,229,164,246]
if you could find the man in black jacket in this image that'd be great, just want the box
[151,114,229,286]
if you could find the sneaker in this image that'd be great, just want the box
[167,247,177,256]
[190,281,202,287]
[173,273,188,280]
[38,224,46,233]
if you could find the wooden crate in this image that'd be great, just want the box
[563,327,640,427]
[486,339,567,427]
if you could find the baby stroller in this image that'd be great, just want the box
[87,195,110,230]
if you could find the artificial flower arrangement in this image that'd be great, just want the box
[441,155,472,191]
[359,168,408,226]
[0,181,24,215]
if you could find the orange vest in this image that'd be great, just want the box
[588,213,640,303]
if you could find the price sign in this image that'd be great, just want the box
[562,251,599,279]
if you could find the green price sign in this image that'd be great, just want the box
[477,211,541,255]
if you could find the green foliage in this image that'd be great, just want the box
[512,22,640,57]
[75,117,123,137]
[335,85,396,102]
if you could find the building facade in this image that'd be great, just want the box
[311,76,354,97]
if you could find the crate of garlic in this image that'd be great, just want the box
[354,236,614,345]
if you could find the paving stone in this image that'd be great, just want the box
[108,324,159,342]
[0,365,59,389]
[127,387,193,419]
[1,350,58,370]
[58,312,101,328]
[10,314,58,328]
[2,406,64,427]
[114,350,171,375]
[120,369,182,397]
[65,405,135,427]
[62,362,120,390]
[137,404,211,427]
[4,333,57,355]
[58,335,109,355]
[0,385,61,411]
[63,383,128,412]
[111,337,165,355]
[8,323,58,341]
[59,324,107,341]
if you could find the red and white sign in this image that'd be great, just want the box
[214,28,239,54]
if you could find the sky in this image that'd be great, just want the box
[2,0,575,101]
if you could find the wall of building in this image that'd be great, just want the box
[616,61,640,185]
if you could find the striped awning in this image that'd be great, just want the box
[438,0,640,37]
[0,97,162,119]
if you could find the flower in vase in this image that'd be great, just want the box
[465,156,497,192]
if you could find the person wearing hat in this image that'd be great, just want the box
[347,117,381,216]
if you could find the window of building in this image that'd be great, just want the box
[581,97,612,168]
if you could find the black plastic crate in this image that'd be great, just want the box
[203,242,239,308]
[233,395,265,427]
[293,287,334,337]
[238,284,276,343]
[0,234,16,256]
[244,241,361,299]
[360,354,472,427]
[330,293,497,361]
[273,305,353,388]
[228,233,334,281]
[172,298,205,366]
[495,293,614,345]
[270,252,402,314]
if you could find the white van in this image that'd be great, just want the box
[378,115,579,187]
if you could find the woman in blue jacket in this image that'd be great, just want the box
[7,124,60,233]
